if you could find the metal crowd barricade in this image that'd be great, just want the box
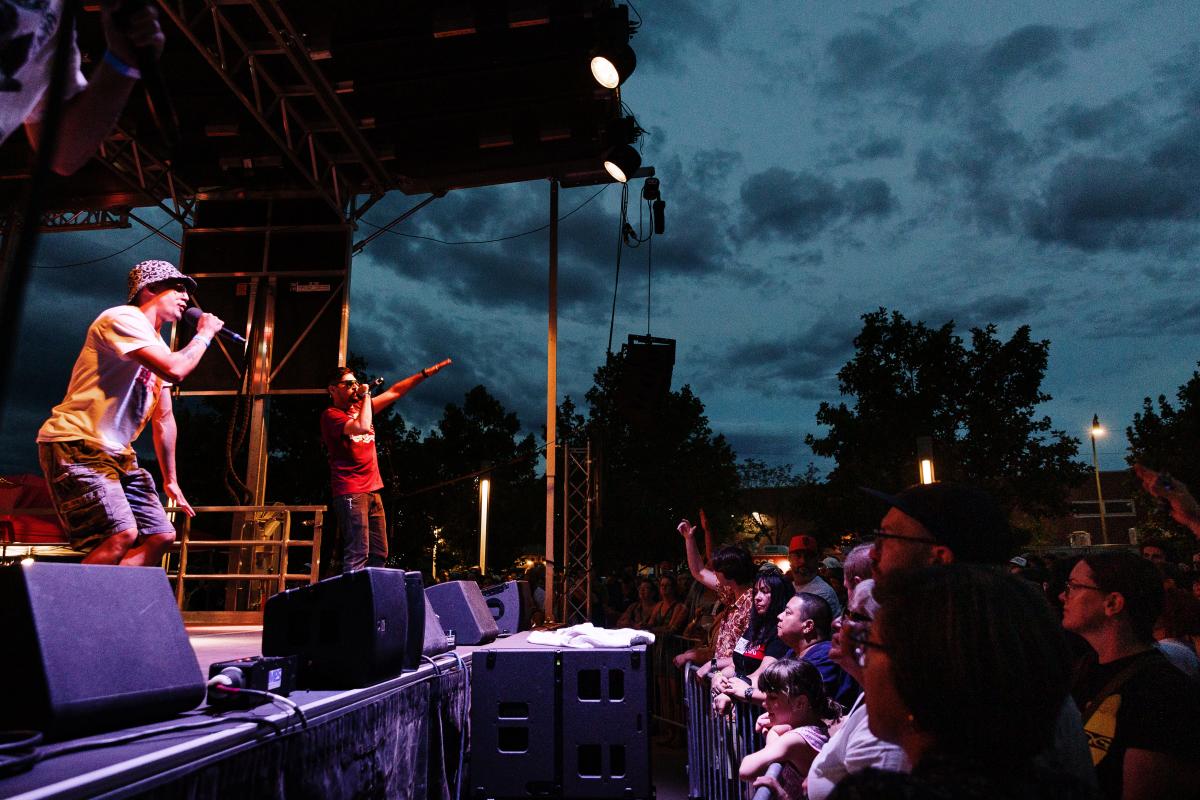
[165,504,324,624]
[683,662,765,800]
[651,634,700,733]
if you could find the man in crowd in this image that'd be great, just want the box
[2,0,164,174]
[864,481,1096,788]
[1138,541,1168,570]
[37,260,225,565]
[715,591,859,711]
[1062,551,1200,799]
[321,359,450,572]
[788,534,841,617]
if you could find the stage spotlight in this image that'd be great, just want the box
[603,144,641,183]
[590,43,636,89]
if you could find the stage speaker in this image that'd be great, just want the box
[470,645,651,799]
[403,571,451,668]
[262,567,408,688]
[481,580,534,635]
[0,563,205,740]
[425,580,498,646]
[614,334,676,427]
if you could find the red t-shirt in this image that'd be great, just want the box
[320,406,383,496]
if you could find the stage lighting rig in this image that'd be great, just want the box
[601,115,642,183]
[589,4,638,89]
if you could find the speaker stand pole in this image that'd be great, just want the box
[544,178,559,622]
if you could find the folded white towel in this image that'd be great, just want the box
[526,623,655,649]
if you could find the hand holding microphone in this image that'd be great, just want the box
[182,307,243,345]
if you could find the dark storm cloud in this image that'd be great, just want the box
[737,167,897,242]
[1023,155,1200,251]
[627,0,727,75]
[919,293,1045,329]
[722,429,807,463]
[716,312,861,398]
[979,25,1068,82]
[823,27,911,92]
[1043,98,1144,144]
[855,135,904,161]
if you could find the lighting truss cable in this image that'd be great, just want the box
[32,215,179,269]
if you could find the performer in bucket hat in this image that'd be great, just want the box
[36,260,225,565]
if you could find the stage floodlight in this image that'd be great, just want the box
[603,144,641,183]
[590,43,636,89]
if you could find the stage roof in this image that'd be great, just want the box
[0,0,636,223]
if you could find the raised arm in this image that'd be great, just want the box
[372,358,452,414]
[1134,464,1200,540]
[679,517,721,591]
[27,2,165,175]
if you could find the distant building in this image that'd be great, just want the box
[1040,469,1138,546]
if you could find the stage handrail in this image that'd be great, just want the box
[166,504,324,624]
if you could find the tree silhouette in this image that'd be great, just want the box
[806,309,1085,538]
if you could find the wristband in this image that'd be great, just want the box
[194,335,212,349]
[421,368,430,377]
[710,658,718,668]
[743,685,754,700]
[103,50,142,80]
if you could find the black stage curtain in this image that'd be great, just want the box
[139,666,468,800]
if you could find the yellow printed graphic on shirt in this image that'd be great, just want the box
[1084,693,1120,766]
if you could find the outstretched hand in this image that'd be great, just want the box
[1134,463,1200,533]
[677,518,697,538]
[423,358,452,377]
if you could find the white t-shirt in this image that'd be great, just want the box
[0,0,89,145]
[806,694,911,800]
[38,306,170,455]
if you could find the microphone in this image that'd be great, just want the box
[182,307,246,345]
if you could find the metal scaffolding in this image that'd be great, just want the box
[561,443,593,624]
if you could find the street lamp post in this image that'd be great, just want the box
[1090,414,1108,545]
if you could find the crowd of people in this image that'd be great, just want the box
[647,476,1200,800]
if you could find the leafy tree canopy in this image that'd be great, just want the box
[805,309,1085,537]
[1126,364,1200,539]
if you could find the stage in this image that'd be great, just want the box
[1,627,682,800]
[2,625,471,800]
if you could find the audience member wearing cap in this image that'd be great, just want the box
[828,565,1096,800]
[789,534,843,617]
[36,261,225,566]
[800,579,909,800]
[1063,551,1200,800]
[864,481,1096,790]
[678,513,756,678]
[862,482,1017,580]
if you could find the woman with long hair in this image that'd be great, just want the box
[617,577,658,629]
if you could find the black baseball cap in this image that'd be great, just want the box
[862,482,1015,564]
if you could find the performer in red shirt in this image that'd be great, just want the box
[321,359,451,571]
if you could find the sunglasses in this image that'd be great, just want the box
[335,379,360,387]
[150,279,190,293]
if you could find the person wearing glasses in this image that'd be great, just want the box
[37,260,225,565]
[827,565,1094,800]
[862,481,1096,790]
[321,359,450,572]
[1061,550,1200,800]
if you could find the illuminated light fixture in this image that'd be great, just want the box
[21,556,35,566]
[1090,415,1105,437]
[603,144,641,183]
[916,435,936,485]
[479,476,492,571]
[1089,414,1108,544]
[590,43,637,89]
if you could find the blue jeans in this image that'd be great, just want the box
[334,492,388,571]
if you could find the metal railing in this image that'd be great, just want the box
[683,662,765,800]
[651,634,700,734]
[166,504,324,624]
